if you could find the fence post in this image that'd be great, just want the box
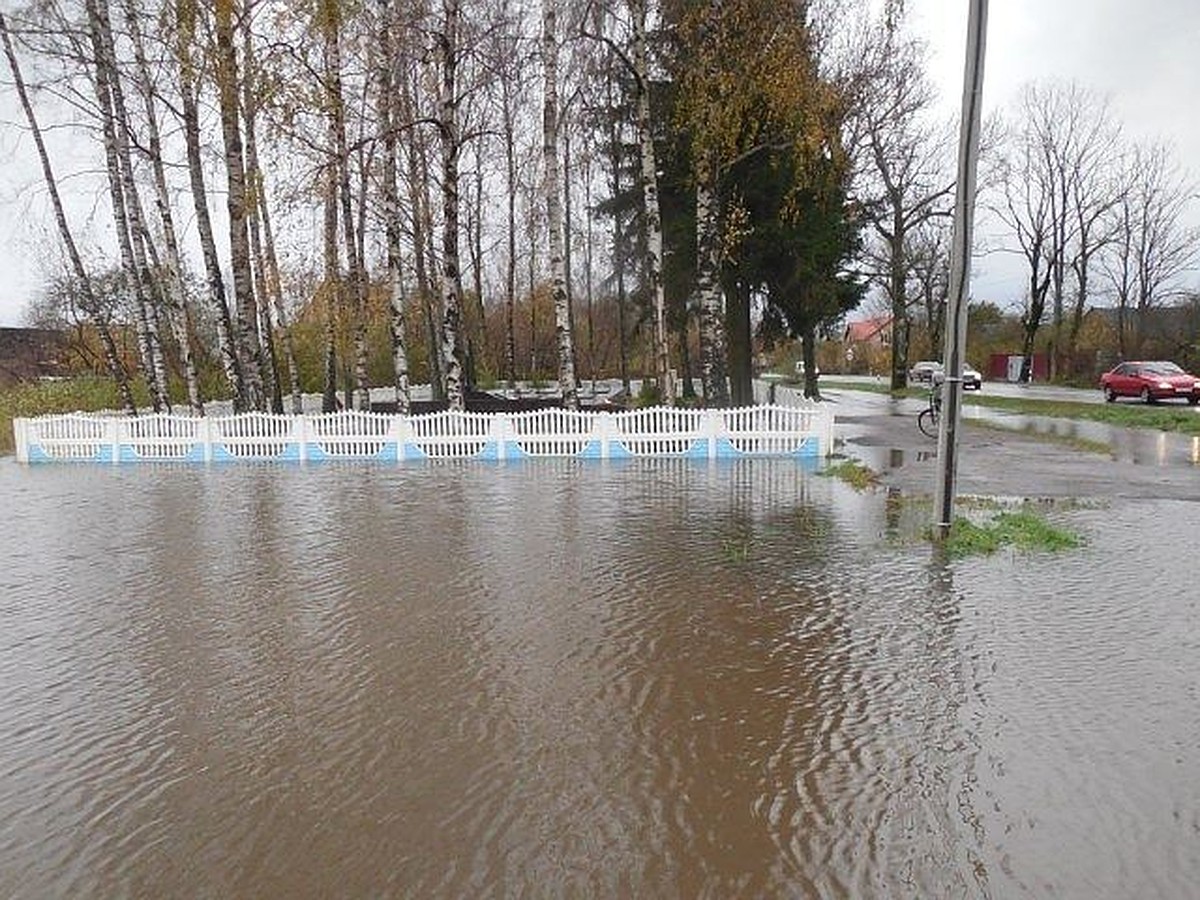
[108,417,120,465]
[14,417,27,463]
[597,411,610,460]
[495,413,509,461]
[202,416,214,463]
[702,408,719,459]
[296,414,308,462]
[394,415,406,462]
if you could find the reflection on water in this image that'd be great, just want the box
[1,459,1198,897]
[962,405,1200,467]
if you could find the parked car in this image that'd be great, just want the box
[909,360,943,384]
[794,360,820,378]
[917,361,982,390]
[1099,361,1200,405]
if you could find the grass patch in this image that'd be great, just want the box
[0,376,155,456]
[937,509,1082,559]
[820,459,879,491]
[960,393,1200,435]
[720,537,752,563]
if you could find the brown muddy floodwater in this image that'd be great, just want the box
[1,458,1198,898]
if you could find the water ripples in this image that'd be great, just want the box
[1,459,1198,897]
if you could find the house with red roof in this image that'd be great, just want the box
[842,315,893,347]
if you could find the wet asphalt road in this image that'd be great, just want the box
[828,373,1200,409]
[825,386,1200,503]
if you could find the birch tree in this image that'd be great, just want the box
[377,0,411,411]
[579,0,670,399]
[436,0,468,409]
[240,15,283,412]
[316,0,371,409]
[492,0,526,386]
[321,163,341,411]
[420,128,448,393]
[214,0,266,408]
[176,0,246,407]
[630,0,669,401]
[86,0,170,411]
[123,0,203,413]
[542,1,579,408]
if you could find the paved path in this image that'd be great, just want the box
[824,387,1200,503]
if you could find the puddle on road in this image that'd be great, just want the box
[848,444,937,475]
[963,406,1200,467]
[843,408,1200,469]
[833,389,1199,468]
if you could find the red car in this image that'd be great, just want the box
[1100,361,1200,405]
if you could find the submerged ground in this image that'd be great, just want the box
[1,392,1197,898]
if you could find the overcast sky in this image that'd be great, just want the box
[2,0,1200,326]
[910,0,1200,308]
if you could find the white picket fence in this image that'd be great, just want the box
[13,404,833,464]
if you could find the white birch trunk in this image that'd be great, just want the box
[259,203,303,414]
[241,23,283,413]
[438,0,466,410]
[215,0,265,410]
[126,1,202,414]
[322,166,341,413]
[399,65,445,401]
[322,0,371,411]
[502,73,518,388]
[542,1,578,409]
[87,0,169,412]
[378,0,410,412]
[176,1,245,408]
[632,0,671,403]
[695,154,729,406]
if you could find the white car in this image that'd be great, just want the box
[928,363,983,390]
[909,360,943,384]
[794,361,820,377]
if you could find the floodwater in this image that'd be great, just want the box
[2,458,1199,898]
[960,403,1200,467]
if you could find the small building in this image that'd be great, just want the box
[842,315,893,347]
[0,327,70,387]
[838,315,893,374]
[988,352,1048,382]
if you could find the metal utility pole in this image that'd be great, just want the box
[934,0,988,538]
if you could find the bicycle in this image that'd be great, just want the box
[917,383,942,438]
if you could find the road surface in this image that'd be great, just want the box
[820,386,1200,502]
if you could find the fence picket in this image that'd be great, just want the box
[13,404,831,464]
